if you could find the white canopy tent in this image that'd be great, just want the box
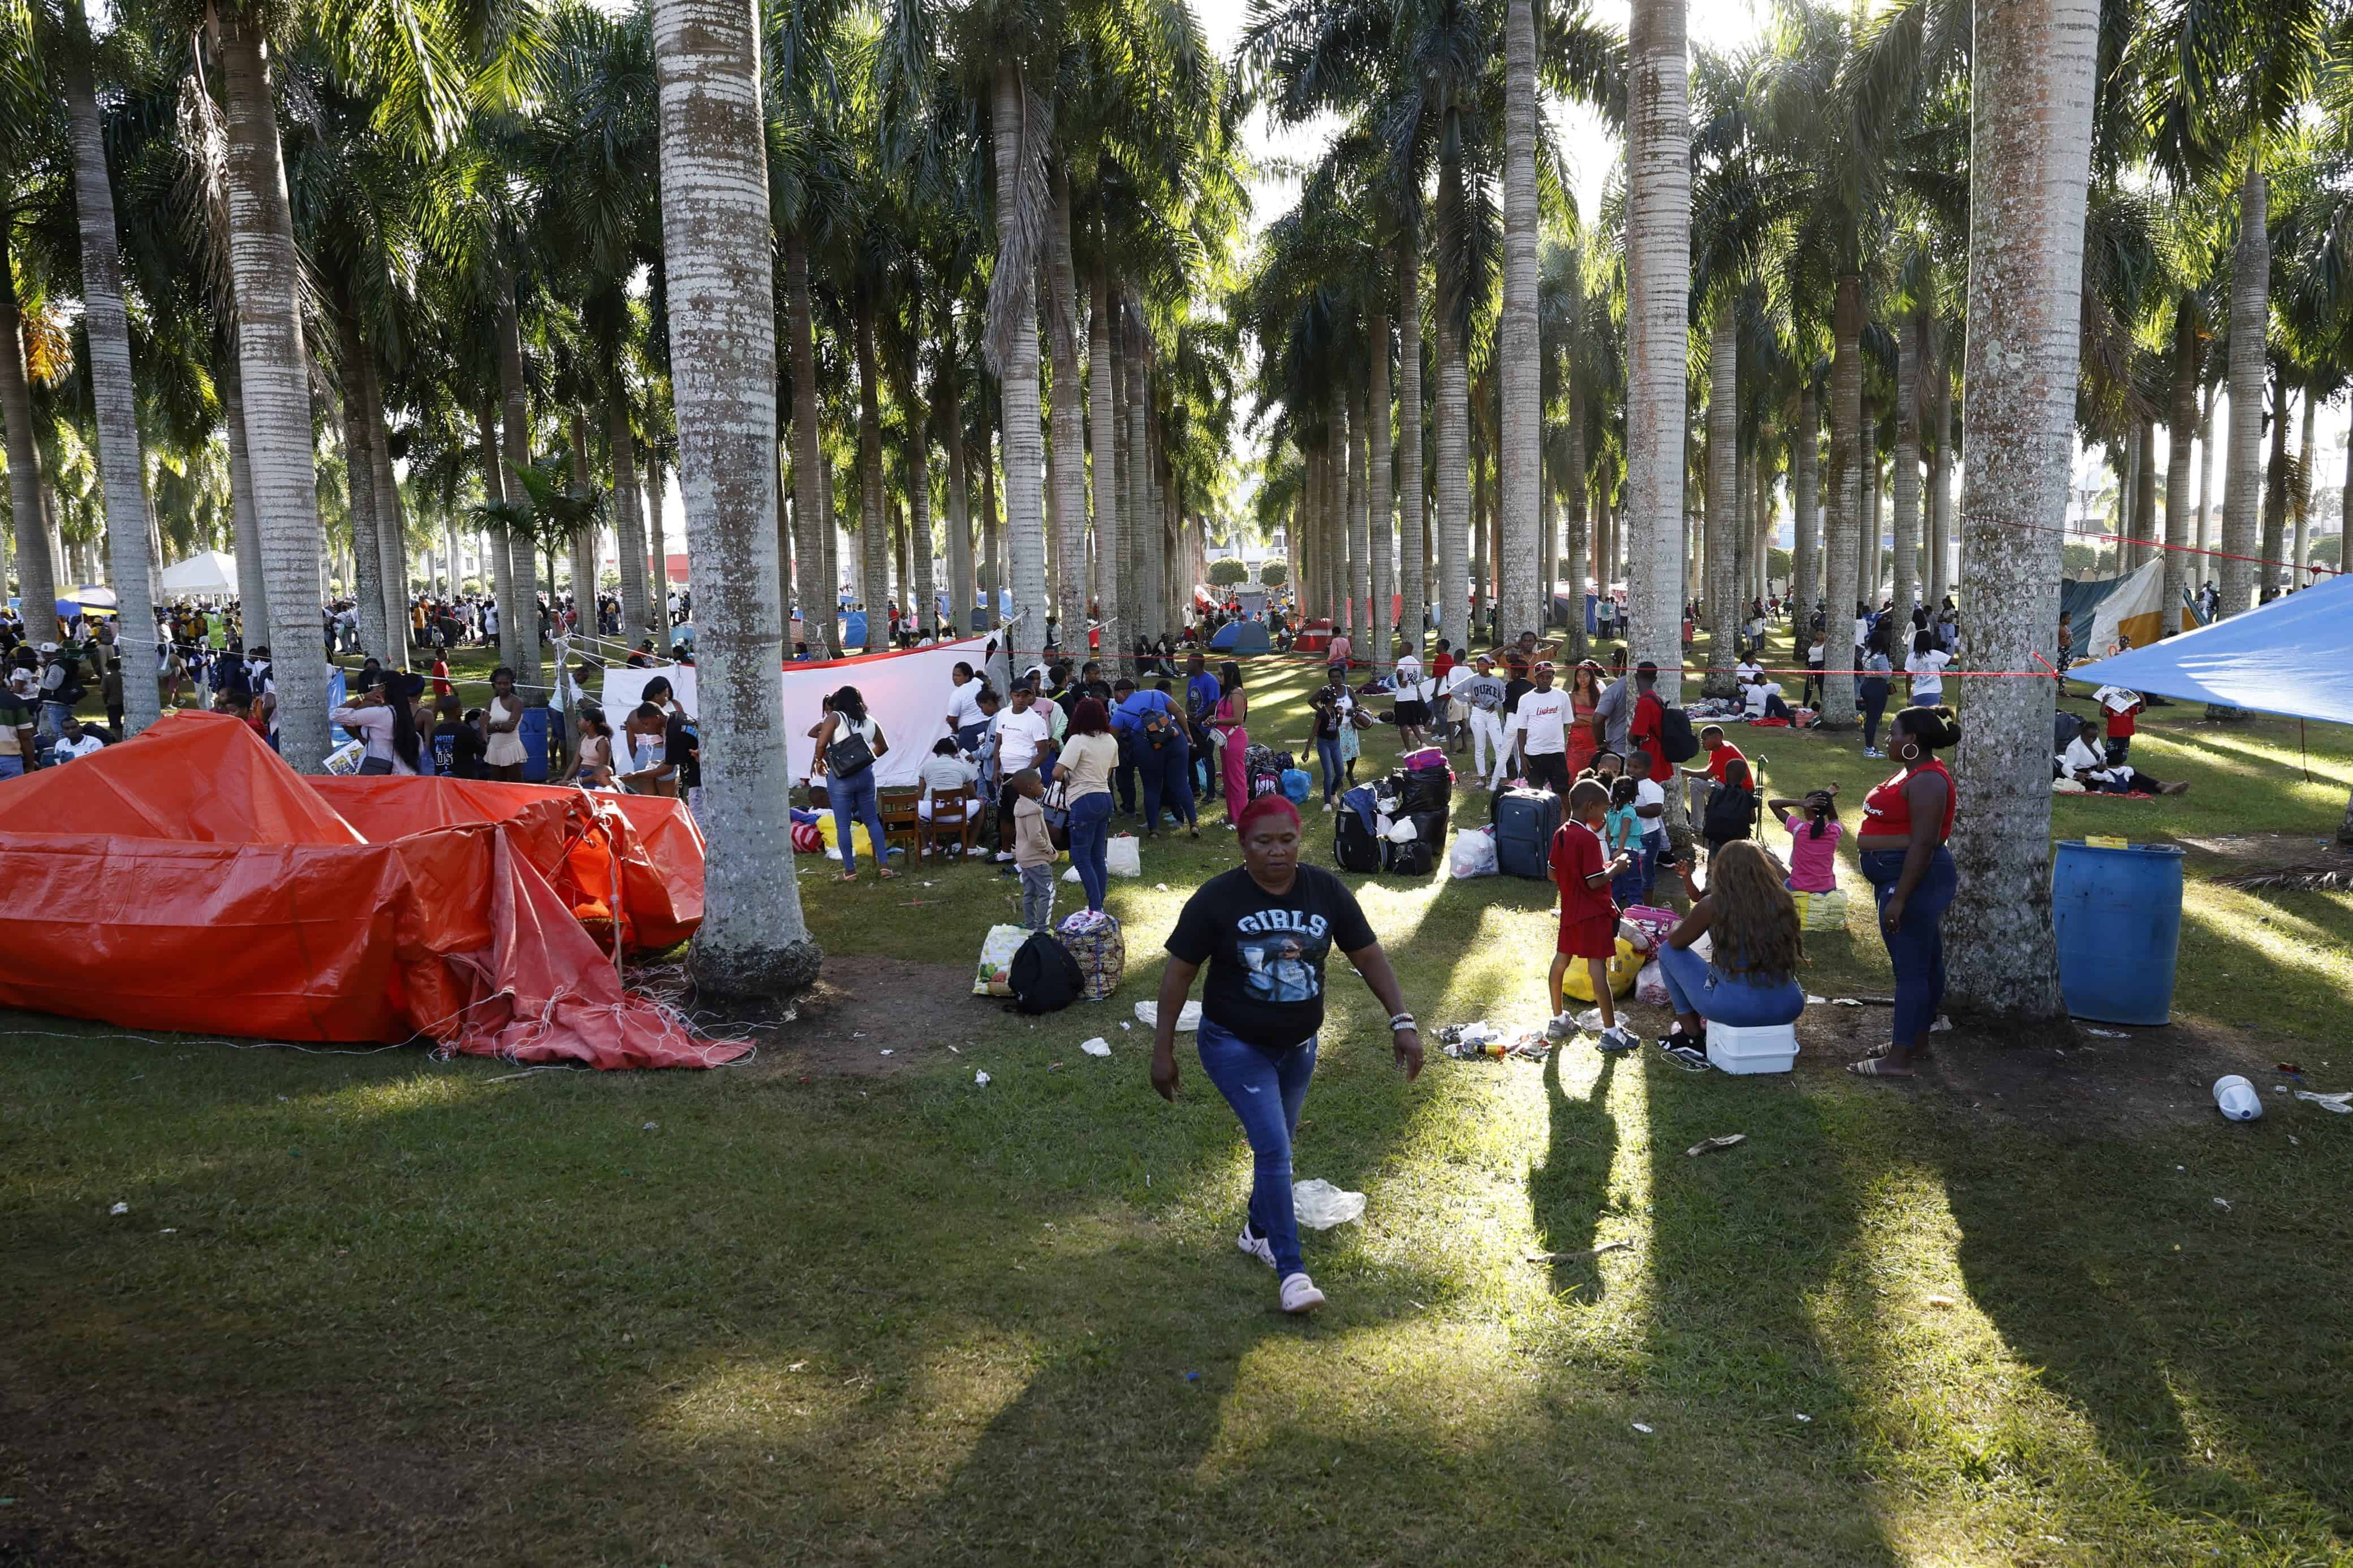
[157,551,239,598]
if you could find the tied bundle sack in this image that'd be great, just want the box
[1791,887,1849,930]
[1056,912,1126,1000]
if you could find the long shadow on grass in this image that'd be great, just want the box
[1528,1047,1620,1299]
[1937,1116,2353,1547]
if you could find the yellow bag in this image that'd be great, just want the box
[1791,887,1849,931]
[816,811,878,861]
[1562,936,1643,1001]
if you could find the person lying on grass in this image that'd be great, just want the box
[1150,794,1422,1317]
[2058,719,2187,796]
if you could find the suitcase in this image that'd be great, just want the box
[1335,810,1382,872]
[1494,788,1561,879]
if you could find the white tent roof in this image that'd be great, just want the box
[158,551,238,597]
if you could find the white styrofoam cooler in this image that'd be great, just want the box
[1707,1020,1799,1075]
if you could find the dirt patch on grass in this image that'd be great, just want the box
[1772,1000,2325,1135]
[730,953,1000,1078]
[2173,831,2350,866]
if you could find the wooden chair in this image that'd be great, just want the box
[924,784,982,861]
[876,785,926,866]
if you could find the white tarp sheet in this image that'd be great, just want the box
[601,632,996,789]
[158,551,239,597]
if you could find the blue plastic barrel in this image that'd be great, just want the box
[2050,840,2185,1025]
[518,706,567,784]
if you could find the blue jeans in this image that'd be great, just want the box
[1610,857,1647,909]
[1859,680,1889,749]
[0,754,21,780]
[1657,943,1804,1027]
[828,767,889,875]
[1196,1017,1319,1279]
[1315,734,1344,800]
[1143,742,1196,830]
[1641,830,1668,900]
[1861,846,1958,1044]
[1068,790,1113,912]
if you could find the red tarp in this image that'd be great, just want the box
[0,712,738,1068]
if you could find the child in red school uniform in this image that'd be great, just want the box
[1548,778,1636,1051]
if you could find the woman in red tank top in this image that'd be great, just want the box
[1850,704,1960,1078]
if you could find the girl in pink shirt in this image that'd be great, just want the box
[1769,786,1842,893]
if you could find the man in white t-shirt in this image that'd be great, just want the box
[1512,662,1572,795]
[991,685,1054,862]
[1634,770,1670,900]
[1734,655,1764,688]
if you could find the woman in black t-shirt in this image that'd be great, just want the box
[1152,794,1422,1315]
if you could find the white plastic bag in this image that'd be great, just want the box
[972,923,1030,996]
[1292,1178,1366,1230]
[1634,958,1670,1008]
[1105,835,1143,878]
[1449,827,1499,879]
[1134,1000,1202,1031]
[1384,817,1419,844]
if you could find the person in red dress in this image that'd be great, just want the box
[1548,779,1635,1049]
[1565,659,1605,779]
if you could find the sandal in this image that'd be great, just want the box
[837,871,860,883]
[1846,1057,1912,1078]
[877,867,898,880]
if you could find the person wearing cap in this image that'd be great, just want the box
[1628,660,1672,784]
[1151,794,1422,1316]
[35,642,83,748]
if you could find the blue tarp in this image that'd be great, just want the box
[2068,572,2353,725]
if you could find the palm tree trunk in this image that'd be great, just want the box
[2221,155,2266,617]
[2293,387,2315,583]
[907,391,936,644]
[335,298,390,663]
[854,299,889,651]
[356,333,407,661]
[1704,313,1737,696]
[1861,398,1881,601]
[568,412,598,633]
[215,2,331,767]
[938,313,973,638]
[2196,382,2216,563]
[1126,295,1158,645]
[63,14,160,734]
[1892,316,1921,629]
[1088,257,1121,643]
[609,390,650,644]
[1792,385,1818,620]
[1,281,59,645]
[1045,169,1088,641]
[479,404,515,662]
[1927,352,1952,606]
[1563,377,1589,661]
[988,63,1049,660]
[977,404,999,629]
[1625,0,1691,699]
[495,268,544,692]
[222,366,272,638]
[1397,238,1428,653]
[782,234,830,653]
[1945,0,2098,1020]
[2260,378,2289,598]
[2134,417,2157,588]
[1349,385,1371,656]
[1498,0,1542,644]
[648,0,818,994]
[1434,310,1471,658]
[1820,275,1865,725]
[2162,309,2197,634]
[1368,310,1394,660]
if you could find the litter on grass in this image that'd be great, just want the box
[1080,1037,1111,1057]
[1134,1000,1202,1031]
[2084,1027,2130,1039]
[1292,1178,1366,1230]
[1525,1240,1633,1263]
[108,1202,128,1216]
[1686,1134,1747,1157]
[2295,1090,2353,1113]
[1632,1423,1654,1435]
[974,1071,991,1087]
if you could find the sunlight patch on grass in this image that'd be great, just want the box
[317,1070,477,1121]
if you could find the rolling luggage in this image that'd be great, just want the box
[1494,788,1561,880]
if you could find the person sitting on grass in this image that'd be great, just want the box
[1547,779,1636,1051]
[2059,719,2187,796]
[1653,841,1808,1057]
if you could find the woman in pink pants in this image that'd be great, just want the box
[1213,661,1250,824]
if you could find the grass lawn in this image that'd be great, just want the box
[6,623,2351,1566]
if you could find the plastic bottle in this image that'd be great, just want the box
[2213,1074,2262,1122]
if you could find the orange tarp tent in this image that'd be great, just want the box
[0,713,737,1068]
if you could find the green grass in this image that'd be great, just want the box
[6,625,2351,1566]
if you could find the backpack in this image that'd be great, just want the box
[1654,703,1700,764]
[1139,703,1177,751]
[1334,810,1383,872]
[1007,931,1084,1014]
[1703,781,1757,841]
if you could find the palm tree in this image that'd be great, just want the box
[647,0,820,996]
[1496,0,1540,642]
[1941,0,2102,1017]
[1623,0,1689,694]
